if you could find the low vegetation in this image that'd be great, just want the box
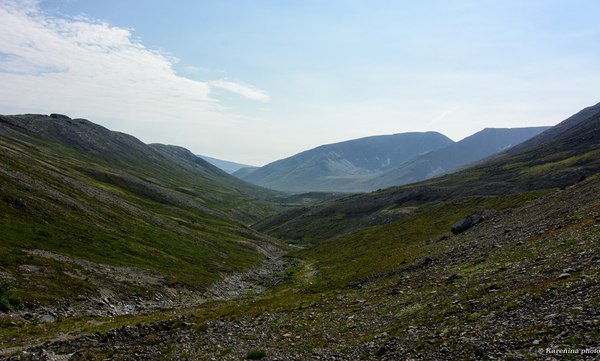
[1,104,599,359]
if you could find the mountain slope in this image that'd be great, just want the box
[0,113,282,312]
[256,102,600,244]
[507,101,600,153]
[198,154,255,174]
[233,165,260,178]
[5,105,599,359]
[366,126,550,190]
[238,132,454,193]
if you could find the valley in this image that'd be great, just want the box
[0,102,599,360]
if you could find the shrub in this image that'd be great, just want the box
[246,349,267,360]
[0,279,20,312]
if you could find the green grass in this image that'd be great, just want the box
[395,303,425,319]
[519,150,600,175]
[2,182,598,357]
[0,120,285,305]
[297,190,551,289]
[0,279,21,312]
[245,349,267,359]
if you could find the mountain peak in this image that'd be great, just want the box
[237,131,454,193]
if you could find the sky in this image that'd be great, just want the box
[1,0,599,166]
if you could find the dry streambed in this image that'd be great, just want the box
[0,242,291,359]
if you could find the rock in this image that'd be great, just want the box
[22,313,33,320]
[14,198,27,209]
[445,274,460,283]
[39,314,56,323]
[422,257,433,266]
[474,347,485,357]
[375,346,388,357]
[50,113,71,119]
[451,210,496,235]
[388,288,400,295]
[558,273,571,280]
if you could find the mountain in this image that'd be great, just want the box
[5,104,599,359]
[255,102,600,244]
[2,103,600,359]
[237,127,548,193]
[506,101,600,153]
[0,113,282,314]
[365,126,550,190]
[233,165,260,178]
[237,132,454,193]
[198,154,255,174]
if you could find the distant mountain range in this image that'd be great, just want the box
[234,132,453,192]
[198,154,256,174]
[256,102,600,244]
[236,127,549,193]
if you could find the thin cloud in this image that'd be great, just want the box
[209,80,270,103]
[0,0,268,127]
[183,65,200,75]
[430,106,459,125]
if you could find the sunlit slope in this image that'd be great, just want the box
[0,114,281,292]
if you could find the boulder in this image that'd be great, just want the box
[451,210,496,235]
[39,314,56,323]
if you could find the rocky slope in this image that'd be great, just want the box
[3,151,599,361]
[1,103,599,360]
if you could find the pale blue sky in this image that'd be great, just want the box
[1,0,599,165]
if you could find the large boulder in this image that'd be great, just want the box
[451,210,496,235]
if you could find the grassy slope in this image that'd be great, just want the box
[1,104,599,357]
[151,106,600,357]
[253,104,600,292]
[0,115,282,305]
[256,105,600,245]
[2,175,598,358]
[297,190,553,289]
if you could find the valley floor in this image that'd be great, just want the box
[1,177,600,360]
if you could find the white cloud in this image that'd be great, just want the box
[209,80,270,103]
[0,0,268,146]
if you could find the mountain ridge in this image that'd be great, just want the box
[255,103,600,244]
[238,131,454,192]
[365,126,550,190]
[1,103,600,359]
[198,154,255,174]
[0,113,285,315]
